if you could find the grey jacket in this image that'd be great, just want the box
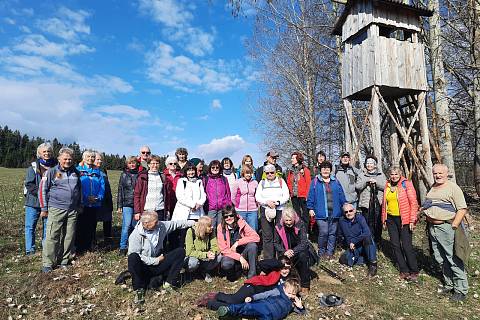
[24,160,57,208]
[39,165,82,212]
[356,170,387,209]
[334,165,360,204]
[127,219,194,265]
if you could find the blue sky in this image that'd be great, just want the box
[0,0,266,166]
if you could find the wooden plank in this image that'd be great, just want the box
[397,41,406,88]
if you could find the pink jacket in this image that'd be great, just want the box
[381,177,419,225]
[217,217,260,261]
[233,178,258,211]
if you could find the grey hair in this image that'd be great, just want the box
[140,211,158,223]
[432,163,449,173]
[58,147,74,158]
[82,149,96,160]
[264,164,276,172]
[388,165,403,175]
[95,151,103,160]
[140,145,151,152]
[281,207,298,221]
[36,142,53,158]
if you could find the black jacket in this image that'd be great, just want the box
[273,220,308,256]
[255,162,283,182]
[117,169,139,209]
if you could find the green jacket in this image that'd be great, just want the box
[185,226,219,259]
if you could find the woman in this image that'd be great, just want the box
[94,152,113,246]
[127,211,194,304]
[24,142,57,255]
[236,155,256,182]
[356,155,386,245]
[39,147,81,272]
[217,206,259,280]
[203,160,231,231]
[171,162,207,248]
[163,155,182,220]
[134,155,166,221]
[76,150,105,254]
[185,216,220,282]
[273,208,310,295]
[117,156,140,255]
[313,151,327,176]
[286,152,311,227]
[222,157,237,197]
[203,256,294,310]
[175,147,189,171]
[233,165,259,231]
[255,164,290,259]
[307,161,346,258]
[189,158,206,178]
[381,166,419,281]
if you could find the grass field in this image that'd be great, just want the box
[0,167,479,320]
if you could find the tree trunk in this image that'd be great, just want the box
[428,0,456,182]
[472,0,480,195]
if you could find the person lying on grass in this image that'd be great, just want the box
[216,277,305,320]
[201,255,295,310]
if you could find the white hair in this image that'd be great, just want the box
[58,147,74,157]
[82,149,96,160]
[264,164,276,172]
[36,142,53,158]
[165,156,178,166]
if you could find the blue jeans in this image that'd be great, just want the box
[208,210,222,232]
[119,207,137,250]
[316,219,338,256]
[342,237,377,266]
[25,206,47,254]
[238,211,258,232]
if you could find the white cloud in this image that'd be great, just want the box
[97,105,150,119]
[37,7,90,41]
[145,42,242,92]
[13,34,94,57]
[4,17,15,25]
[138,0,192,28]
[196,135,246,161]
[211,99,222,109]
[197,115,209,121]
[92,75,133,94]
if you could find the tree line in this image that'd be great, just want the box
[0,125,128,170]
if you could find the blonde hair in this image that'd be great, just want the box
[281,207,298,221]
[242,155,253,166]
[195,216,213,240]
[125,156,138,166]
[241,164,253,177]
[283,278,301,294]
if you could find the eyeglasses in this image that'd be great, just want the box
[168,163,176,165]
[223,214,235,219]
[344,209,355,213]
[211,166,220,169]
[266,171,275,174]
[141,151,151,155]
[281,265,291,270]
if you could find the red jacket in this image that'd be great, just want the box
[381,177,418,225]
[163,168,182,214]
[133,171,166,215]
[286,165,311,198]
[217,216,260,261]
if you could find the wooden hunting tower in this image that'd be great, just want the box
[333,0,434,195]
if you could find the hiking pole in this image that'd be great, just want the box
[319,264,346,282]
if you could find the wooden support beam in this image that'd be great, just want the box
[396,96,424,161]
[370,86,383,165]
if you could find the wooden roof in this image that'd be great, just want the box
[332,0,433,36]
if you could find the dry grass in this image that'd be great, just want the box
[0,167,479,320]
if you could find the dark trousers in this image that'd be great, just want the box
[259,207,282,259]
[75,207,98,253]
[207,284,273,310]
[220,242,257,279]
[386,215,418,273]
[291,197,308,227]
[128,248,185,290]
[360,207,382,244]
[293,251,310,288]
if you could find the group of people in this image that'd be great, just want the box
[24,142,471,319]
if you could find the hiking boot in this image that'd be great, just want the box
[119,249,128,256]
[217,306,230,318]
[449,292,466,302]
[148,275,163,290]
[399,272,409,280]
[133,289,145,304]
[196,292,217,307]
[437,286,453,295]
[42,266,53,273]
[407,272,419,282]
[367,262,377,277]
[204,273,213,283]
[115,270,131,285]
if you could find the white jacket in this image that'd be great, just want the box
[255,177,290,210]
[172,178,207,221]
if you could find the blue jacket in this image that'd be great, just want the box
[338,214,371,245]
[306,176,346,219]
[248,286,295,320]
[77,164,105,207]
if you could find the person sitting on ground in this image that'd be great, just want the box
[126,211,194,304]
[217,205,259,280]
[203,256,295,310]
[184,216,220,283]
[216,278,305,320]
[273,208,311,295]
[338,203,378,277]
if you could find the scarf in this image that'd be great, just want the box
[188,177,198,183]
[224,168,232,175]
[39,158,55,167]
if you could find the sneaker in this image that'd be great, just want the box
[59,264,69,271]
[162,282,175,293]
[204,273,213,283]
[119,249,128,256]
[407,272,419,282]
[26,251,36,256]
[42,266,53,273]
[133,289,145,304]
[115,270,131,285]
[217,306,230,318]
[437,286,453,295]
[449,292,466,302]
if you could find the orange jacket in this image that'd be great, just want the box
[286,165,311,198]
[217,216,260,261]
[381,177,418,225]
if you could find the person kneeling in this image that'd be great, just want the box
[185,216,221,282]
[338,203,377,276]
[127,211,194,304]
[217,278,305,320]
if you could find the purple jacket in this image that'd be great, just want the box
[234,178,258,212]
[203,174,232,211]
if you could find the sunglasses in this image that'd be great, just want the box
[344,209,355,213]
[223,214,235,219]
[281,265,291,270]
[141,151,151,155]
[211,166,220,169]
[266,171,275,174]
[168,163,176,165]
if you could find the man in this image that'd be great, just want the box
[338,203,377,277]
[256,150,283,182]
[138,146,151,172]
[335,152,360,207]
[422,164,469,302]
